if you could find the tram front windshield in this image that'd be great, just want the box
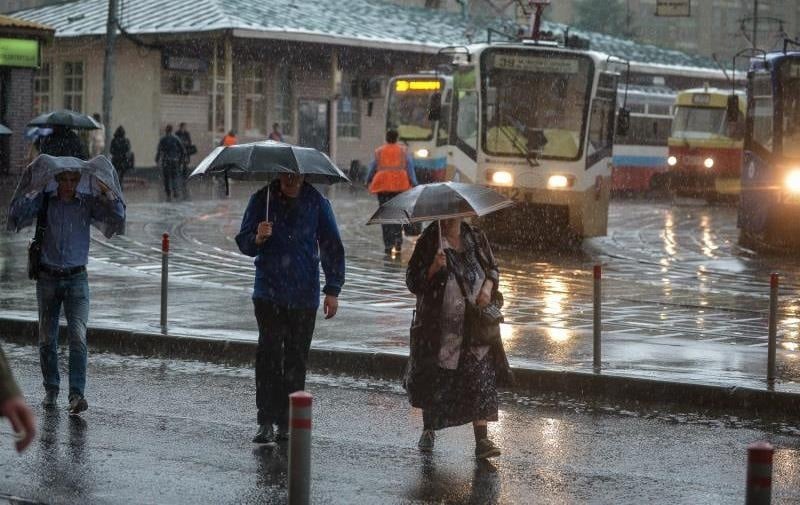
[671,106,727,139]
[387,81,439,141]
[482,50,592,160]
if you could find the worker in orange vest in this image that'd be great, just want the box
[366,129,418,255]
[221,130,238,147]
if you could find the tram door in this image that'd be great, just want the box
[298,99,330,154]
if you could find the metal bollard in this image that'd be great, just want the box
[767,273,778,384]
[593,264,602,370]
[746,441,774,505]
[160,233,169,329]
[288,391,312,505]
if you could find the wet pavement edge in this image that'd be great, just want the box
[1,315,798,421]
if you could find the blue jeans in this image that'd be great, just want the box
[36,270,90,398]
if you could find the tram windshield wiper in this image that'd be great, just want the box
[497,110,540,167]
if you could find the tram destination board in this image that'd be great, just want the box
[491,54,579,74]
[656,0,690,17]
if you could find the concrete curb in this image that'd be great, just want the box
[1,316,798,420]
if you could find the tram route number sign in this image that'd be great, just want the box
[656,0,690,17]
[492,54,579,74]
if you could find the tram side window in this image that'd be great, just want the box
[782,78,800,158]
[751,75,773,152]
[437,90,452,147]
[616,115,671,146]
[455,90,478,158]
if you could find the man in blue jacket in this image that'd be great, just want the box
[236,173,345,444]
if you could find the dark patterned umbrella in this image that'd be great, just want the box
[27,109,101,130]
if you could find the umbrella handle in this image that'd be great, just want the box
[265,185,270,222]
[438,220,442,252]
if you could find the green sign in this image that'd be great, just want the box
[0,38,39,68]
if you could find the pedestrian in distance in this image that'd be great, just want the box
[175,122,196,197]
[8,170,125,415]
[404,217,512,459]
[0,344,36,452]
[221,130,238,147]
[235,173,345,444]
[34,125,88,160]
[267,122,283,142]
[155,124,186,201]
[365,129,418,256]
[88,113,105,157]
[109,126,133,187]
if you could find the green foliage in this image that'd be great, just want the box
[574,0,631,38]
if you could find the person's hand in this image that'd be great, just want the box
[323,295,338,319]
[97,179,113,199]
[0,396,35,453]
[255,221,272,245]
[427,249,447,279]
[476,280,494,308]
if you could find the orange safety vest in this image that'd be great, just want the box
[222,134,237,147]
[369,143,412,194]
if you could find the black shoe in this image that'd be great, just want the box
[67,395,88,415]
[276,425,289,441]
[41,390,58,408]
[252,424,275,444]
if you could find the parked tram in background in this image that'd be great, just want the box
[667,87,746,201]
[432,41,625,243]
[385,74,453,183]
[737,42,800,249]
[611,86,675,193]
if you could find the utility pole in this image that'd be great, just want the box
[102,0,118,156]
[752,0,758,50]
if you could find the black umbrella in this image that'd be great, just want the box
[367,182,514,248]
[27,109,101,130]
[0,124,12,135]
[190,140,349,217]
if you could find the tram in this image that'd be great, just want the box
[737,41,800,248]
[386,74,454,183]
[430,39,624,243]
[611,86,675,193]
[667,87,746,201]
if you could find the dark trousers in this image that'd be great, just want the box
[162,160,180,199]
[253,298,316,426]
[377,192,403,251]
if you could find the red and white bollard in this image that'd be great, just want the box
[746,441,774,505]
[288,391,312,505]
[160,232,169,329]
[593,264,602,370]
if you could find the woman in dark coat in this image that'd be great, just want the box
[109,126,133,186]
[405,217,511,459]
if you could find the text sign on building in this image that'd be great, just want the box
[492,54,579,74]
[656,0,691,17]
[0,38,39,68]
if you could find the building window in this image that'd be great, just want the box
[243,66,266,135]
[33,62,51,115]
[337,78,360,138]
[63,61,83,112]
[208,57,236,134]
[273,65,292,136]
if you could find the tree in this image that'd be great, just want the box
[574,0,632,38]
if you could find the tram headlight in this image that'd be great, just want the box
[785,169,800,194]
[704,157,715,169]
[547,174,573,189]
[415,148,430,158]
[667,156,678,167]
[489,170,513,185]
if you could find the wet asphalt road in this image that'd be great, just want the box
[1,177,800,390]
[0,342,799,505]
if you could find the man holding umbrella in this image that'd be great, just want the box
[28,109,101,160]
[7,156,126,415]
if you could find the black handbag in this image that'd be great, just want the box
[28,194,50,281]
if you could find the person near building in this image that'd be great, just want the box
[0,344,36,452]
[268,123,283,142]
[109,126,133,186]
[235,173,345,444]
[88,113,105,157]
[365,129,418,255]
[155,124,186,201]
[8,170,125,416]
[175,122,196,197]
[221,130,238,147]
[35,125,88,160]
